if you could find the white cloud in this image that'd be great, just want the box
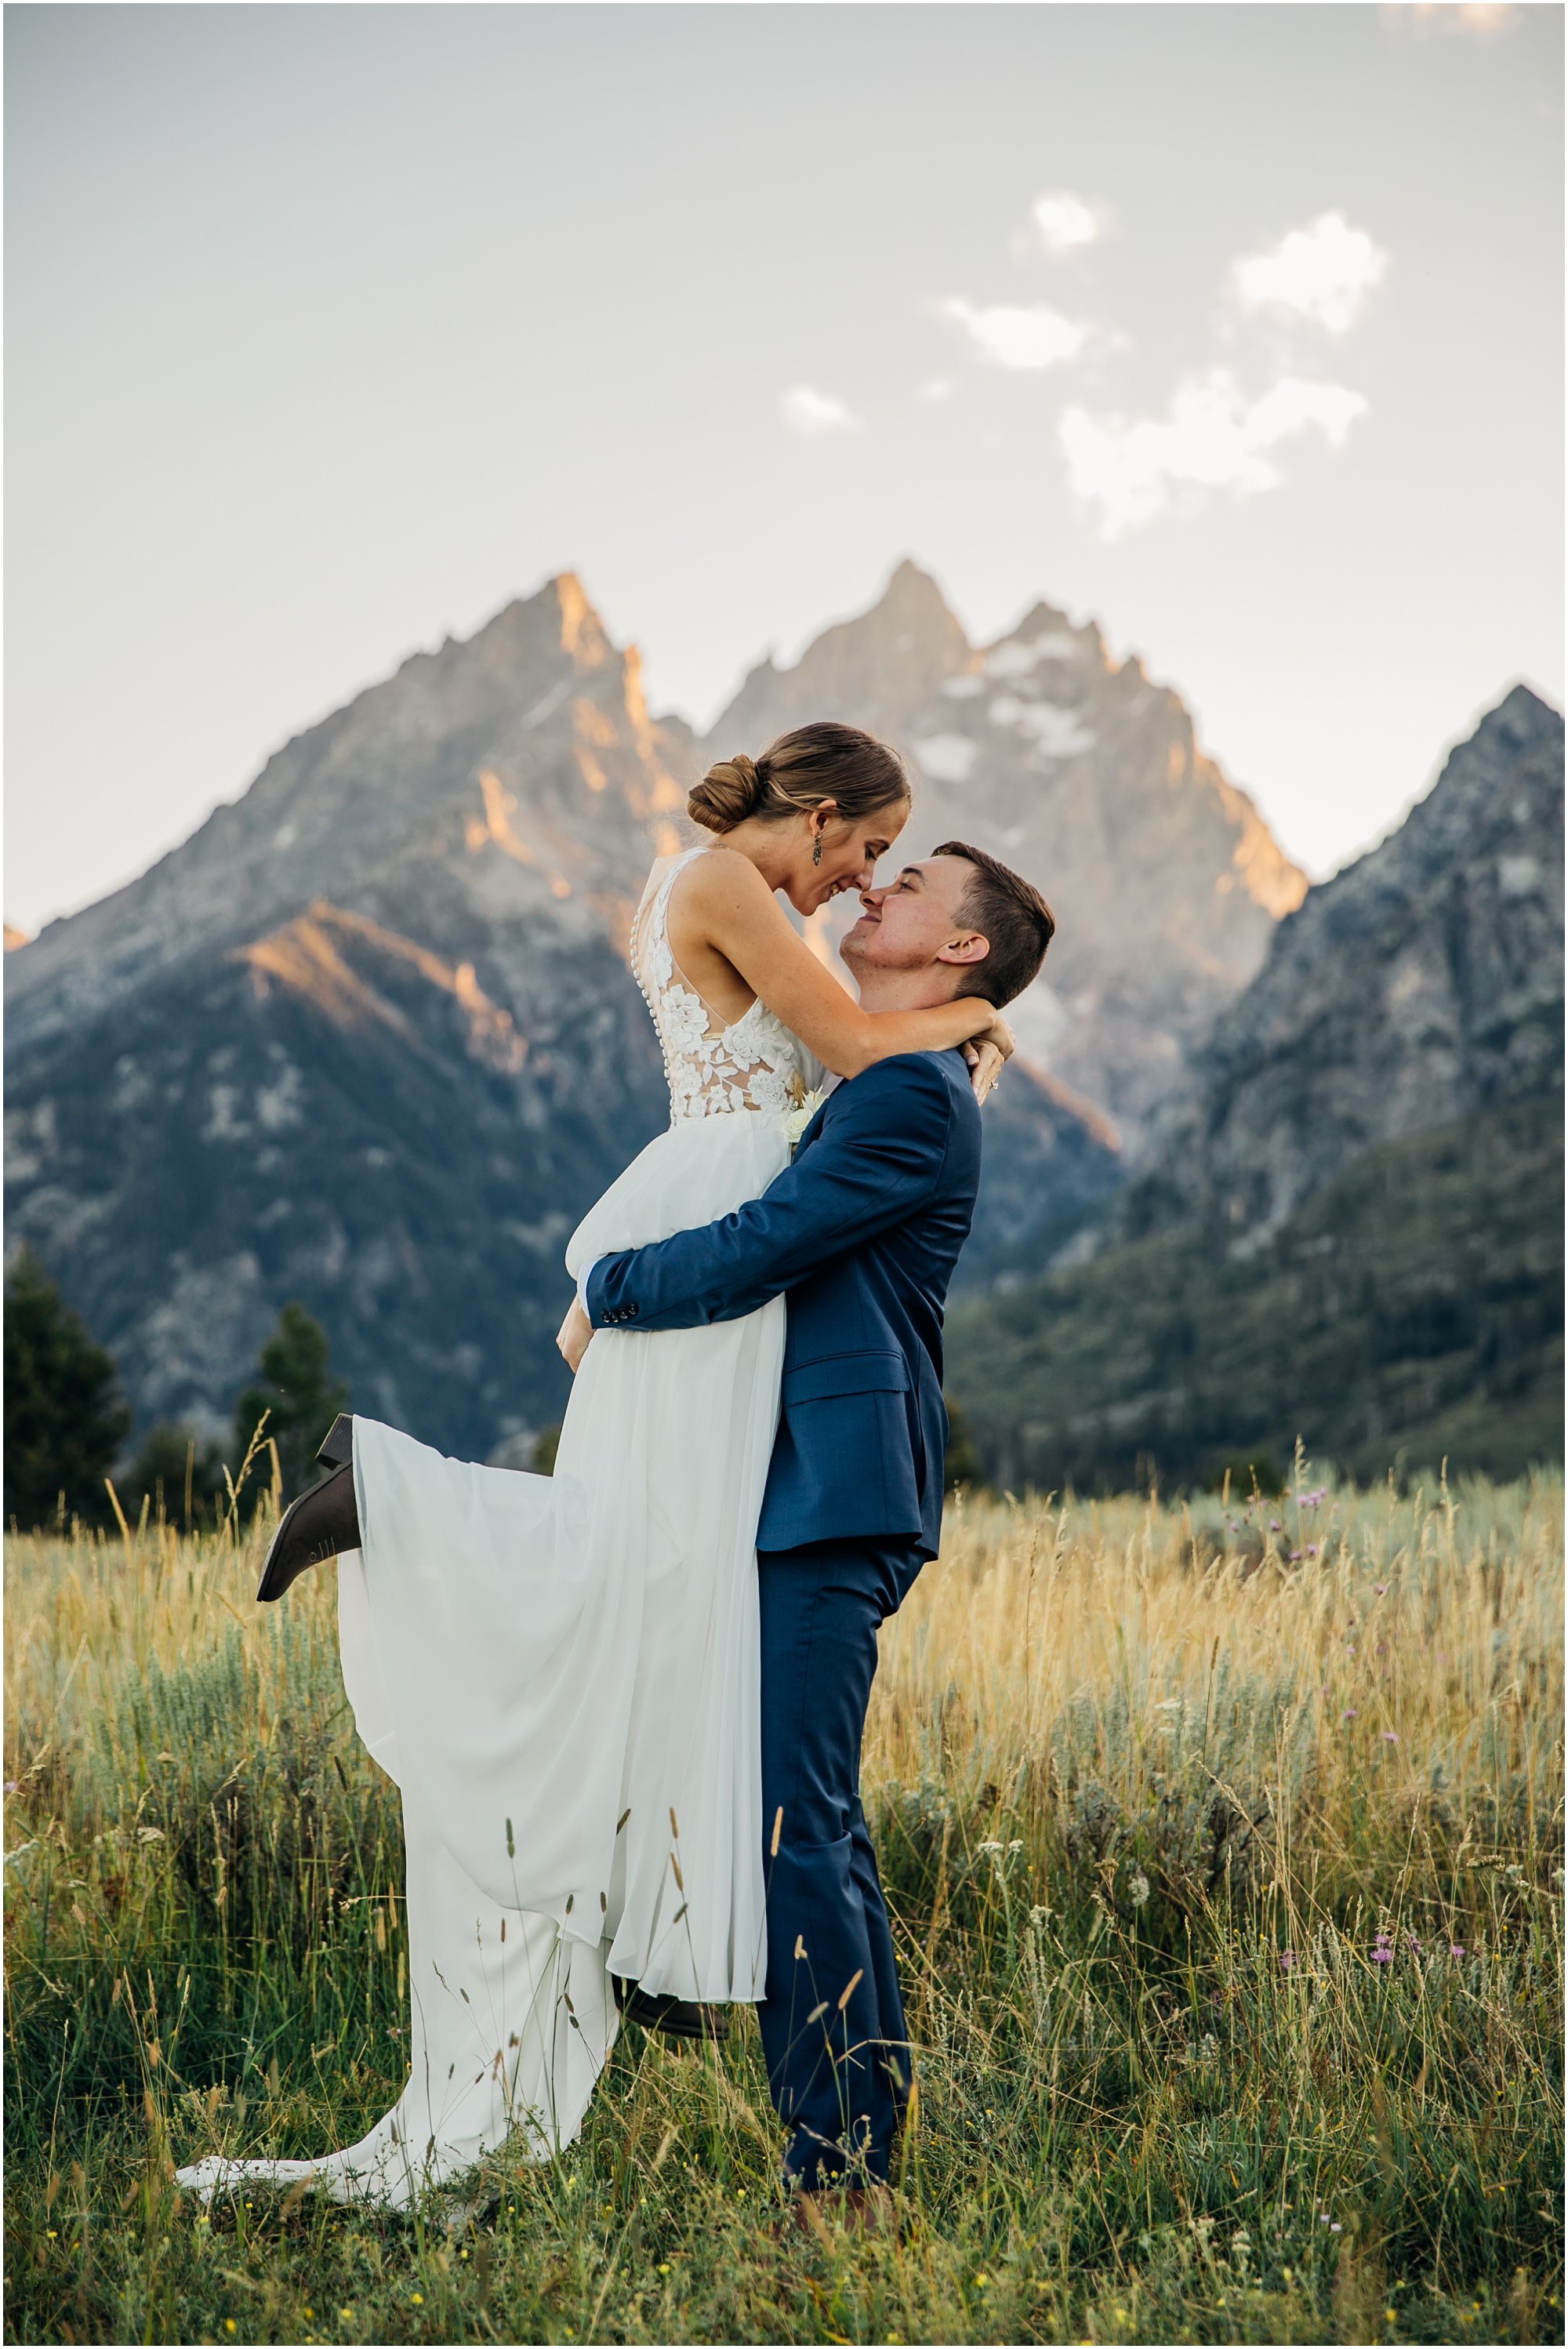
[917,376,956,404]
[1230,211,1389,334]
[1061,368,1368,539]
[779,385,861,437]
[941,299,1088,371]
[1384,2,1517,34]
[1020,190,1115,257]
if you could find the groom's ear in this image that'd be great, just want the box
[935,929,991,969]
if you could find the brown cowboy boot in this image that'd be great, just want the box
[256,1460,361,1602]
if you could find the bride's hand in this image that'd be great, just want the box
[557,1298,593,1373]
[961,1010,1014,1106]
[962,1038,1007,1106]
[983,1009,1015,1063]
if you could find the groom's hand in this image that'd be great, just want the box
[556,1298,593,1372]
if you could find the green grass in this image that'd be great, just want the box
[5,1473,1563,2344]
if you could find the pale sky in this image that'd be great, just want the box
[5,2,1563,936]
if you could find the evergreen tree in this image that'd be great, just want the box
[942,1395,985,1494]
[231,1302,349,1507]
[3,1251,131,1530]
[120,1424,229,1530]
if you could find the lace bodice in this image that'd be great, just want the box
[631,849,824,1123]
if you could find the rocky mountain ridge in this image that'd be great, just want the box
[944,685,1563,1489]
[1118,684,1563,1244]
[705,558,1306,1145]
[7,576,703,1453]
[8,576,700,1055]
[12,562,1237,1458]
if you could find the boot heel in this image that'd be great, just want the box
[315,1414,354,1471]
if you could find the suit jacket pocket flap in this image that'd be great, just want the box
[782,1350,910,1406]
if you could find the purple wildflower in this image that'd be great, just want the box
[1279,1948,1294,1970]
[1343,1707,1358,1719]
[1290,1551,1302,1563]
[1382,1731,1399,1742]
[1450,1944,1465,1959]
[1372,1944,1393,1964]
[1306,1544,1319,1558]
[1374,1583,1387,1594]
[1269,1519,1281,1531]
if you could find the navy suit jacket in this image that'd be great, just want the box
[585,1048,982,1559]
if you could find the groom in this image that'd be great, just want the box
[564,839,1055,2211]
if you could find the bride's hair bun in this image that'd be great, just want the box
[686,723,908,837]
[688,752,765,834]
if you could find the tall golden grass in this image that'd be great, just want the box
[5,1469,1563,2344]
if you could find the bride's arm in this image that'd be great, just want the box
[677,851,1013,1080]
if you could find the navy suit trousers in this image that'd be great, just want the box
[756,1534,924,2190]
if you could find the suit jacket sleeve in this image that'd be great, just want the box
[585,1054,957,1333]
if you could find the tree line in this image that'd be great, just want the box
[3,1250,347,1533]
[5,1249,989,1535]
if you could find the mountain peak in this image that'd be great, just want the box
[1123,683,1565,1242]
[458,572,615,677]
[703,561,971,753]
[1484,679,1562,752]
[860,558,971,662]
[877,555,965,628]
[554,572,610,664]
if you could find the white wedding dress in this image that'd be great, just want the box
[177,847,824,2210]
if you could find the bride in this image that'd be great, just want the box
[176,721,1011,2210]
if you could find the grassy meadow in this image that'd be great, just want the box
[4,1469,1563,2345]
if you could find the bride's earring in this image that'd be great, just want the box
[812,833,823,866]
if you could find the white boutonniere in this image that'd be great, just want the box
[784,1085,826,1153]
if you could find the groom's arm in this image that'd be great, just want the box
[585,1055,958,1334]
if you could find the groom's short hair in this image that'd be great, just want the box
[932,841,1056,1007]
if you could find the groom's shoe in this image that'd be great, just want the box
[612,1977,728,2044]
[782,2181,895,2241]
[256,1463,361,1603]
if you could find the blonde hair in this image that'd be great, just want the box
[688,721,909,835]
